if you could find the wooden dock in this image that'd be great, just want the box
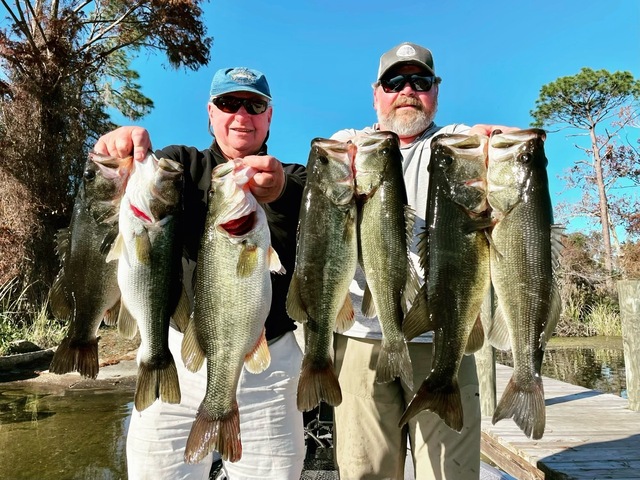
[481,364,640,480]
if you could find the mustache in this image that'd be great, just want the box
[391,97,424,110]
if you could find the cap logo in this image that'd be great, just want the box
[396,45,417,57]
[229,68,257,85]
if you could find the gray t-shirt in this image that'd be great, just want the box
[331,122,470,342]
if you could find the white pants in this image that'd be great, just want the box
[126,328,305,480]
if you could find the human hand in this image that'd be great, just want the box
[469,124,520,136]
[241,155,285,203]
[94,126,151,161]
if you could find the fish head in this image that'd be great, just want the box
[429,134,489,215]
[210,160,260,240]
[84,152,134,223]
[149,157,184,219]
[123,153,183,225]
[487,128,548,217]
[353,131,401,197]
[307,138,355,206]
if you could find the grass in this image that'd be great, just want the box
[585,303,622,337]
[0,278,65,356]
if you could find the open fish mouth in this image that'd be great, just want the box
[219,212,256,237]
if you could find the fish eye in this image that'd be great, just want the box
[83,169,96,181]
[443,155,453,166]
[318,155,329,165]
[518,153,532,164]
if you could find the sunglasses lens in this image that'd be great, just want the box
[381,75,406,92]
[247,100,268,115]
[213,96,269,115]
[214,96,242,113]
[381,74,435,93]
[410,75,434,91]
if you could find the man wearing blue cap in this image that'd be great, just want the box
[95,67,306,480]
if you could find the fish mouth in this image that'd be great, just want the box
[219,212,256,237]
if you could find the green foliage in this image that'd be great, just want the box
[585,302,621,337]
[530,68,640,129]
[0,0,212,305]
[531,68,640,285]
[0,278,64,355]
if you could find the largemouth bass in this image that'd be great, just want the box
[286,138,357,412]
[353,131,419,390]
[487,128,563,439]
[107,152,186,412]
[49,153,132,379]
[400,133,492,431]
[182,160,283,464]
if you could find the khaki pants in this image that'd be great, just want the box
[333,334,481,480]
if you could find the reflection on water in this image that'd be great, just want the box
[0,337,628,478]
[495,336,627,398]
[0,384,132,479]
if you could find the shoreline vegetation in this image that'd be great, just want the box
[0,277,624,357]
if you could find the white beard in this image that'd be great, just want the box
[378,97,438,138]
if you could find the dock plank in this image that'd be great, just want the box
[481,364,640,480]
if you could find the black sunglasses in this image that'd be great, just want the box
[379,74,439,93]
[211,95,270,115]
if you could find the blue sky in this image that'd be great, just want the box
[121,0,640,235]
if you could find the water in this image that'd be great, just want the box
[495,336,627,398]
[0,338,627,478]
[0,383,132,479]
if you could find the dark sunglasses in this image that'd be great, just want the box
[211,95,270,115]
[379,74,439,93]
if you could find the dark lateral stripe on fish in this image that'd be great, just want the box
[220,212,256,236]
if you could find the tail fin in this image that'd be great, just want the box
[49,336,99,379]
[185,401,242,464]
[492,375,546,439]
[134,358,181,411]
[296,355,342,412]
[399,376,463,432]
[376,339,414,391]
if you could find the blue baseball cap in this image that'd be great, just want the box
[209,67,272,100]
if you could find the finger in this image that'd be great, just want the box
[94,137,109,155]
[130,127,152,161]
[242,155,275,172]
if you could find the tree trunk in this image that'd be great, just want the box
[590,128,614,289]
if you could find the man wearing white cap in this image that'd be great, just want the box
[331,42,515,480]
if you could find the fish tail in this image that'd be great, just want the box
[398,377,463,432]
[49,336,99,379]
[492,375,546,439]
[134,358,181,411]
[296,355,342,412]
[185,401,241,464]
[375,340,414,391]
